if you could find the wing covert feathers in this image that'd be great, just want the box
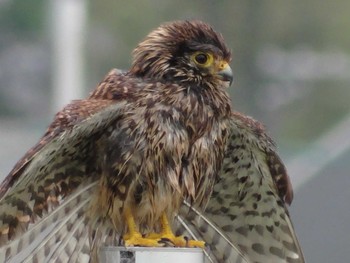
[0,85,128,249]
[198,112,305,263]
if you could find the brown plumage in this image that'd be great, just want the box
[0,20,304,263]
[0,20,234,262]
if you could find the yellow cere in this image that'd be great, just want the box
[217,61,229,71]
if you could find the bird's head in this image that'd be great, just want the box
[130,20,233,89]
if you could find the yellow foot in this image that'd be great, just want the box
[122,208,205,248]
[123,231,163,247]
[123,207,164,247]
[185,238,206,248]
[146,213,206,248]
[147,232,205,248]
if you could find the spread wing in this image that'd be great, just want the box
[0,69,123,199]
[0,70,129,261]
[177,112,305,263]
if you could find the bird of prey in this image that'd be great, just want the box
[0,20,304,263]
[0,20,234,262]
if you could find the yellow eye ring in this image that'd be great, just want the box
[192,52,214,67]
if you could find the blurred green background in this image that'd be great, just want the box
[0,1,349,262]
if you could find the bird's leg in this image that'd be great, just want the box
[147,213,205,248]
[123,207,162,247]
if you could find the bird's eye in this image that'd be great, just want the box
[195,53,208,64]
[192,52,214,67]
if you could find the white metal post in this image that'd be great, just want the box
[99,247,206,263]
[50,0,87,113]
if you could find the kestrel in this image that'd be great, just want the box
[0,20,304,263]
[0,20,234,262]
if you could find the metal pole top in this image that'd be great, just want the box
[99,247,205,263]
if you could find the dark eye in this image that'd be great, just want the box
[194,53,208,64]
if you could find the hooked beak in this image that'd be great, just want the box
[217,62,233,86]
